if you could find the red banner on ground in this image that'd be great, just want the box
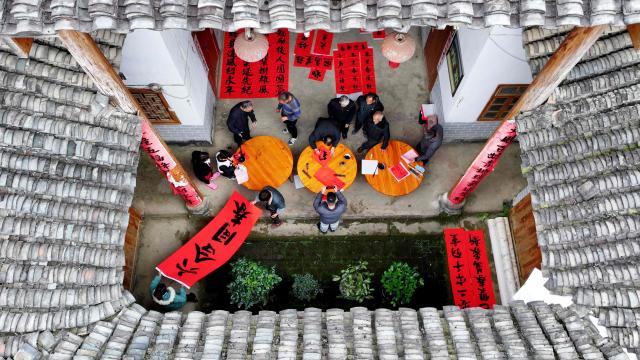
[308,68,326,81]
[313,30,334,55]
[444,228,496,309]
[156,192,262,288]
[294,31,314,55]
[334,42,376,95]
[220,30,290,98]
[294,53,333,70]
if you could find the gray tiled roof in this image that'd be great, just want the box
[0,0,639,36]
[517,26,640,352]
[0,30,141,355]
[3,302,631,359]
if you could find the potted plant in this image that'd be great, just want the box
[333,261,374,303]
[227,258,282,309]
[381,262,424,307]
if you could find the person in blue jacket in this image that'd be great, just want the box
[149,273,195,311]
[277,91,301,145]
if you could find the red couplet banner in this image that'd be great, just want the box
[444,228,496,309]
[156,192,262,288]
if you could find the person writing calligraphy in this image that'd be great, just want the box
[191,151,220,190]
[415,117,443,165]
[215,150,236,179]
[308,117,341,156]
[327,95,356,139]
[277,91,301,146]
[357,111,390,154]
[353,92,384,135]
[227,100,256,146]
[149,273,197,311]
[251,186,286,228]
[313,186,347,234]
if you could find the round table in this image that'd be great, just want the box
[364,140,423,196]
[297,142,357,193]
[238,136,293,191]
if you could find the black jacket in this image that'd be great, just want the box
[364,116,391,150]
[227,102,256,135]
[191,151,213,184]
[355,95,384,124]
[416,124,443,162]
[327,98,356,125]
[308,118,342,149]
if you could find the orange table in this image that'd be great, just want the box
[297,142,357,193]
[364,140,423,196]
[239,136,293,190]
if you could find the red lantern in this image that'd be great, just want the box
[234,29,269,63]
[381,32,416,65]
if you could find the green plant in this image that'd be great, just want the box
[333,261,374,303]
[227,258,282,309]
[381,262,424,307]
[292,273,322,302]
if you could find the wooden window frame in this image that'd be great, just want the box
[477,84,529,122]
[129,88,181,125]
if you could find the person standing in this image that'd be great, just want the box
[149,273,196,311]
[313,186,347,234]
[358,111,390,154]
[415,117,444,164]
[277,91,301,145]
[251,186,286,228]
[327,95,356,139]
[353,92,383,135]
[191,151,220,190]
[308,117,341,154]
[227,100,256,146]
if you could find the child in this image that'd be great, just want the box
[215,150,236,179]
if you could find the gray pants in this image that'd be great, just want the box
[319,221,339,232]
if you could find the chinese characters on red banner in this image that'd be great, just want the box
[448,121,517,204]
[293,30,334,82]
[156,192,262,287]
[334,42,377,95]
[220,30,290,98]
[444,228,496,309]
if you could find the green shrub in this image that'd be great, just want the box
[292,273,322,302]
[333,261,374,303]
[381,262,424,307]
[227,258,282,309]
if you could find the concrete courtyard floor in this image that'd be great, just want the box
[130,29,527,310]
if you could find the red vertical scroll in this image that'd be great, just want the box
[220,30,290,98]
[156,192,262,288]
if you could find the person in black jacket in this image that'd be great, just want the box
[227,100,256,146]
[215,150,236,179]
[327,95,355,139]
[308,117,341,153]
[357,111,390,154]
[191,151,220,190]
[353,93,384,134]
[415,118,443,164]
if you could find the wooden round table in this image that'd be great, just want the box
[364,140,423,196]
[238,136,293,190]
[297,142,357,193]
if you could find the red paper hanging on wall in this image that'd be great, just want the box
[220,30,290,99]
[444,228,495,309]
[156,192,262,288]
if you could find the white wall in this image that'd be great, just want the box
[121,29,215,128]
[432,27,533,123]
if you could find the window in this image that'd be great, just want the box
[446,33,463,96]
[477,84,528,121]
[129,88,181,125]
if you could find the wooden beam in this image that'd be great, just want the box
[443,25,605,209]
[57,30,205,209]
[1,37,33,58]
[629,24,640,50]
